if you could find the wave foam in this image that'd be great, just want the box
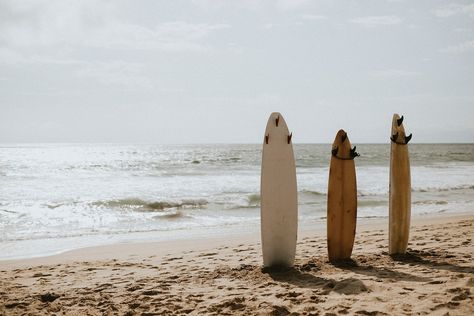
[413,184,474,193]
[93,198,208,212]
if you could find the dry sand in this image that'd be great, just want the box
[1,214,473,315]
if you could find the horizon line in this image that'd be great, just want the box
[0,141,473,146]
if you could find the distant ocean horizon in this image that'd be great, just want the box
[1,142,473,145]
[1,143,473,259]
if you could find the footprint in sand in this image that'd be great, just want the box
[331,278,369,295]
[208,297,247,312]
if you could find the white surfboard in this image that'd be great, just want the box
[260,112,298,267]
[389,114,412,255]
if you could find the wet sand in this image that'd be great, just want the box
[1,214,473,315]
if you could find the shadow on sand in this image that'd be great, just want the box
[330,258,432,282]
[390,249,474,275]
[262,265,368,294]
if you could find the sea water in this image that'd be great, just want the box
[0,143,473,259]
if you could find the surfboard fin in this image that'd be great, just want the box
[341,132,347,143]
[265,134,269,144]
[331,147,338,157]
[397,115,404,126]
[276,115,280,127]
[390,133,398,143]
[350,146,360,158]
[405,133,412,144]
[287,132,293,144]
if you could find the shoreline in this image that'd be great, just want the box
[1,212,471,268]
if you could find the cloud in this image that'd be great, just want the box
[87,21,230,52]
[226,42,245,54]
[263,23,275,30]
[440,40,474,54]
[453,27,473,33]
[0,0,111,48]
[434,3,474,18]
[191,0,311,12]
[75,61,154,89]
[0,0,230,55]
[191,0,268,12]
[368,69,420,78]
[0,48,154,89]
[349,15,403,27]
[276,0,310,11]
[301,14,328,21]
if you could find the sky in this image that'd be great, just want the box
[0,0,473,143]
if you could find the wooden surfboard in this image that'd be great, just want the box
[327,129,359,262]
[261,112,298,267]
[389,114,412,255]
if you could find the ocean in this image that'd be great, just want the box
[0,143,473,259]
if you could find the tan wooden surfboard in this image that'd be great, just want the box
[327,129,359,262]
[260,112,298,267]
[389,114,412,255]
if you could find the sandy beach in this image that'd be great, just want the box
[1,214,473,316]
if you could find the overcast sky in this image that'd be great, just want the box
[0,0,473,143]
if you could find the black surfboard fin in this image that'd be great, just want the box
[390,133,398,143]
[287,132,292,144]
[331,147,338,157]
[405,133,412,144]
[265,134,269,144]
[275,115,280,127]
[350,146,360,158]
[341,132,347,143]
[397,115,404,126]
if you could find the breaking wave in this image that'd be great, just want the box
[300,190,326,196]
[93,198,208,212]
[412,184,474,193]
[247,194,260,207]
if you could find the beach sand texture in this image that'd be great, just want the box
[1,215,473,316]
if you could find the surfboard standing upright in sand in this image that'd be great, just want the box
[327,130,359,262]
[389,114,412,255]
[260,112,298,268]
